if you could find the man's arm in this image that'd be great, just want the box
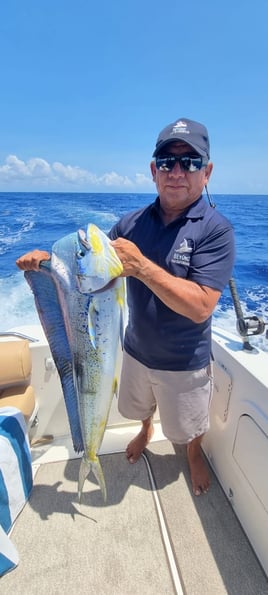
[110,237,221,324]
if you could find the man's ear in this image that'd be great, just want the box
[150,160,156,182]
[204,162,213,185]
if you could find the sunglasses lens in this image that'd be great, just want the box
[155,157,175,171]
[156,155,204,172]
[180,156,203,172]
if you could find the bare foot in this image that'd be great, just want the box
[126,420,154,463]
[187,437,210,496]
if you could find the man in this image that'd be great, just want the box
[16,117,235,496]
[108,118,235,495]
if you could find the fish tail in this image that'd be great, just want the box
[78,454,107,503]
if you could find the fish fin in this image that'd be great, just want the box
[78,454,107,503]
[119,307,124,349]
[87,300,97,349]
[113,377,118,398]
[24,266,84,453]
[92,457,107,502]
[115,278,126,349]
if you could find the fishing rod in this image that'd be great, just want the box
[205,186,268,350]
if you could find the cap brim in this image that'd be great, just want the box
[153,138,207,158]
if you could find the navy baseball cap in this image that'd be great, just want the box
[153,118,210,159]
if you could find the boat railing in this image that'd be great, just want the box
[0,332,39,343]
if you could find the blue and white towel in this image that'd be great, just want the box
[0,524,19,577]
[0,407,33,576]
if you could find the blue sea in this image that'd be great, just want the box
[0,192,267,352]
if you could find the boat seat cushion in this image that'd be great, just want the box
[0,385,35,421]
[0,340,35,421]
[0,340,31,386]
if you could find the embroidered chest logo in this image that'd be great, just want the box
[171,239,193,266]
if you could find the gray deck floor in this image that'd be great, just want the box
[147,442,268,595]
[1,442,268,595]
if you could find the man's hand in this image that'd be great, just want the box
[16,250,51,271]
[110,238,146,277]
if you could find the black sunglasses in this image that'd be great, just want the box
[155,154,208,173]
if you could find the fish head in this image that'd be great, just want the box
[51,232,79,290]
[76,224,123,293]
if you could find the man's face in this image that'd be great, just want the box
[150,142,213,216]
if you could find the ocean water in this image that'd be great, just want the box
[0,192,267,352]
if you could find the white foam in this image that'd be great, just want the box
[0,275,39,331]
[0,219,35,254]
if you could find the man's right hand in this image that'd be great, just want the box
[16,250,51,271]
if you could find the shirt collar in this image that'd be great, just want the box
[151,195,207,221]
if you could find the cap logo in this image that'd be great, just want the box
[171,120,189,136]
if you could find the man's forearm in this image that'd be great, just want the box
[110,237,221,323]
[134,257,220,323]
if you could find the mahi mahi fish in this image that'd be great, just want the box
[25,224,125,501]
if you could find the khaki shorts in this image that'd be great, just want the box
[118,351,213,444]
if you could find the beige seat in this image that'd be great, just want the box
[0,340,36,422]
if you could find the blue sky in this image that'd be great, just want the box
[0,0,268,194]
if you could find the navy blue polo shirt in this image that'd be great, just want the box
[109,195,235,371]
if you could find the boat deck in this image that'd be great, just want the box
[2,441,268,595]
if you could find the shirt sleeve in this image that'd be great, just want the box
[189,219,235,291]
[108,223,120,240]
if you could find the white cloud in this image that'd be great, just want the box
[0,155,32,179]
[28,157,52,177]
[135,172,154,187]
[97,171,133,187]
[0,154,154,191]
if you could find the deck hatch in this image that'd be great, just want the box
[233,414,268,512]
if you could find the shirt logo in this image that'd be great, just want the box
[171,239,193,265]
[177,238,192,253]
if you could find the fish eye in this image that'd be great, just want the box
[77,249,85,258]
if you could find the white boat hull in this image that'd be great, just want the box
[203,326,268,576]
[1,323,268,577]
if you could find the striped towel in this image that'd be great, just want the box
[0,407,33,576]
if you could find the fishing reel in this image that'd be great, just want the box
[228,278,268,349]
[236,315,268,338]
